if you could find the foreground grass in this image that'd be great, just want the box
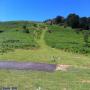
[0,68,90,90]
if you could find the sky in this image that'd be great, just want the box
[0,0,90,21]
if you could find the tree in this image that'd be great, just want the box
[79,17,89,30]
[87,17,90,27]
[54,16,64,24]
[23,25,29,33]
[66,13,80,28]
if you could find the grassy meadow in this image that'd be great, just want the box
[0,21,90,90]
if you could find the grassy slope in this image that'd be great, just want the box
[0,26,90,67]
[45,25,90,54]
[0,30,38,54]
[0,24,90,90]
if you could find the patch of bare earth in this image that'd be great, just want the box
[56,64,71,71]
[81,80,90,83]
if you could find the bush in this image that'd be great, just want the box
[23,25,29,33]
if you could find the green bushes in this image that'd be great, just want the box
[22,25,29,33]
[0,22,46,54]
[34,29,42,39]
[0,31,38,54]
[45,26,90,54]
[83,31,90,46]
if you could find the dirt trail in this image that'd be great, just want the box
[36,27,48,48]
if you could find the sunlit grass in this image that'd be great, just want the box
[0,24,90,90]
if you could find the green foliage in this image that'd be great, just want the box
[54,16,64,24]
[79,17,89,30]
[34,30,42,39]
[84,32,89,43]
[82,31,90,46]
[0,21,40,31]
[0,30,38,54]
[45,26,90,54]
[66,13,80,28]
[44,13,90,31]
[33,23,38,27]
[22,25,29,33]
[0,21,45,54]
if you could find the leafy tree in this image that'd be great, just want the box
[54,16,64,24]
[33,23,38,27]
[66,13,80,28]
[87,17,90,27]
[79,17,89,30]
[23,25,29,33]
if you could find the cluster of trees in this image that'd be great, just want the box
[44,13,90,30]
[44,13,90,46]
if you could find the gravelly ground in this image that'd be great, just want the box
[0,61,56,72]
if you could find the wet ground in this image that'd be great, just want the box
[0,61,56,72]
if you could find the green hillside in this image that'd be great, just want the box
[45,25,90,54]
[0,21,90,90]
